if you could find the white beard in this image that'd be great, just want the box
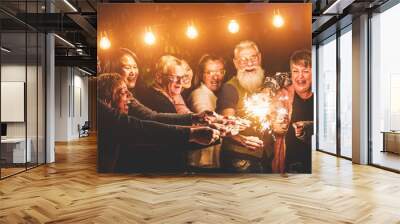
[237,67,265,93]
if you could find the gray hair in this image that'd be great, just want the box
[155,55,181,77]
[233,40,260,58]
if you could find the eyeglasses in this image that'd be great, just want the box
[166,75,190,83]
[205,69,226,76]
[236,55,258,65]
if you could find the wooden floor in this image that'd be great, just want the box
[372,150,400,171]
[1,135,400,223]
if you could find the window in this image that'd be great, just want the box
[0,1,46,179]
[317,36,337,154]
[370,2,400,171]
[339,28,352,158]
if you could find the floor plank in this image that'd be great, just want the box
[1,135,400,223]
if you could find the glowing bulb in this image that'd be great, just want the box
[144,31,156,45]
[228,20,239,33]
[186,25,198,39]
[273,14,284,28]
[99,35,111,50]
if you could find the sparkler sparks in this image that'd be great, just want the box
[244,93,273,132]
[276,107,288,120]
[244,92,289,133]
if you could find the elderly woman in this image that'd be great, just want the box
[139,55,191,114]
[138,55,221,171]
[97,73,220,172]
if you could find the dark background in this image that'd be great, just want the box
[98,3,311,82]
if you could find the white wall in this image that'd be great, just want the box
[55,67,89,141]
[55,66,70,141]
[1,65,26,139]
[1,64,37,138]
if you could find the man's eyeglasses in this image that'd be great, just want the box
[236,55,258,65]
[205,69,226,76]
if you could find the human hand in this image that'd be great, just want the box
[292,121,305,138]
[208,123,228,137]
[230,135,264,151]
[272,108,289,135]
[272,118,289,135]
[292,121,313,140]
[221,116,251,131]
[189,126,220,145]
[193,110,217,125]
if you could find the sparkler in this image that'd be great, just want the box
[243,92,289,133]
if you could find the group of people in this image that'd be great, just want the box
[97,40,313,173]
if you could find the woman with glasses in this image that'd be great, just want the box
[136,55,197,170]
[139,55,192,114]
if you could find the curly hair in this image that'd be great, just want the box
[97,73,124,104]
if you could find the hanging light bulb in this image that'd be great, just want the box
[144,27,156,45]
[186,23,198,39]
[228,19,239,33]
[99,32,111,50]
[272,10,284,28]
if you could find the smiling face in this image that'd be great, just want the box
[112,81,132,115]
[291,62,312,96]
[181,60,193,89]
[233,46,265,92]
[119,54,139,89]
[203,60,225,92]
[165,65,185,97]
[233,46,261,73]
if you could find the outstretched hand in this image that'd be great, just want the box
[230,135,264,151]
[194,111,252,137]
[189,126,221,145]
[193,110,217,125]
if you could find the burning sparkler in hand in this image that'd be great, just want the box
[243,86,290,134]
[243,92,273,133]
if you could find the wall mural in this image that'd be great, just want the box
[97,3,313,173]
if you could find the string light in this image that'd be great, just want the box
[104,12,288,46]
[99,32,111,50]
[144,27,156,45]
[186,23,198,39]
[272,10,284,28]
[228,19,239,33]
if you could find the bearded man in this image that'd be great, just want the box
[216,40,266,173]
